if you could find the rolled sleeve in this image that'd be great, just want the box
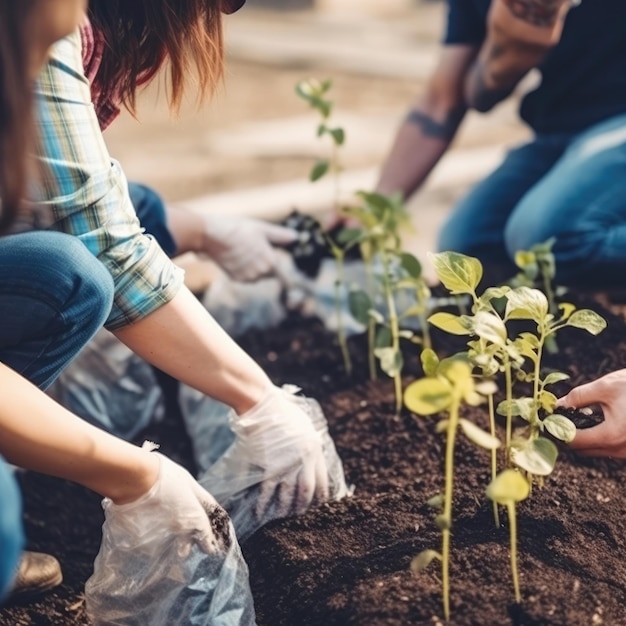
[31,31,183,330]
[444,0,487,46]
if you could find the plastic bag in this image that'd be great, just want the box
[85,449,256,626]
[199,385,351,543]
[48,329,163,440]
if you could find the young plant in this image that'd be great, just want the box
[405,352,499,620]
[345,191,423,413]
[295,78,354,374]
[486,469,530,603]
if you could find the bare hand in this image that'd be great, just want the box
[556,369,626,458]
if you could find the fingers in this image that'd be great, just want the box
[556,380,604,409]
[258,222,299,246]
[568,421,612,452]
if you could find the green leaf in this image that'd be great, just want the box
[336,227,363,245]
[470,311,507,346]
[566,310,607,335]
[542,372,570,387]
[375,326,392,349]
[558,302,576,320]
[511,437,558,476]
[543,414,576,443]
[426,494,444,508]
[539,390,558,412]
[496,397,534,421]
[435,419,450,433]
[329,127,345,145]
[428,312,470,335]
[482,286,512,302]
[374,347,403,378]
[404,377,452,415]
[368,309,385,324]
[459,418,501,450]
[410,550,441,573]
[310,160,329,182]
[474,379,498,396]
[420,348,439,377]
[435,514,451,531]
[486,469,530,504]
[348,288,372,325]
[514,250,537,274]
[428,251,483,295]
[505,287,548,321]
[400,252,422,279]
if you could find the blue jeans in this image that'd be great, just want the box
[438,112,626,287]
[128,182,178,258]
[0,231,114,599]
[0,457,23,600]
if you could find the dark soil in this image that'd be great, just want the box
[3,290,626,625]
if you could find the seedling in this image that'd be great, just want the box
[486,469,530,603]
[405,353,499,620]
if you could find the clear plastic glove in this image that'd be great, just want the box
[202,215,298,283]
[86,446,256,625]
[200,385,350,542]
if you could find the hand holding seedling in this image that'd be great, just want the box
[557,369,626,458]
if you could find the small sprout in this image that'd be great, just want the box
[411,550,442,573]
[427,494,444,508]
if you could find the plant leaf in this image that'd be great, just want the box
[329,127,345,145]
[374,347,403,378]
[543,414,576,443]
[428,251,483,295]
[310,160,329,182]
[511,437,558,476]
[420,348,439,377]
[400,252,422,279]
[505,286,548,321]
[496,397,534,421]
[435,514,451,531]
[486,469,530,504]
[565,310,607,335]
[404,377,452,415]
[426,494,444,508]
[542,372,570,387]
[410,550,441,573]
[459,418,501,450]
[348,288,372,325]
[470,311,507,346]
[428,312,470,335]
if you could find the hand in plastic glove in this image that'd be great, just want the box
[200,385,351,541]
[108,445,230,554]
[556,369,626,458]
[202,215,299,283]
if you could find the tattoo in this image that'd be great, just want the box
[503,0,564,27]
[405,107,465,141]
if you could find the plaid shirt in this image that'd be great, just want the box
[27,29,183,330]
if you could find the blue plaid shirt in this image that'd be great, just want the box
[26,30,183,330]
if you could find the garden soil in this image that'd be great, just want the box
[3,289,626,626]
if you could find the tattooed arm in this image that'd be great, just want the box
[376,46,478,199]
[465,0,573,112]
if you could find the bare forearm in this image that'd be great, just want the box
[0,364,158,504]
[376,105,465,198]
[114,286,273,415]
[465,0,571,111]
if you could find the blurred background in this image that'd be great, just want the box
[103,0,529,285]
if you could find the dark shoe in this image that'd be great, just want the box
[9,551,63,599]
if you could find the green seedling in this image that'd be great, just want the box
[405,353,499,621]
[486,469,530,603]
[345,191,422,413]
[295,78,354,374]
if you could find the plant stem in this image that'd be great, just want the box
[333,254,352,376]
[504,354,513,465]
[381,250,402,414]
[488,393,500,528]
[441,392,461,621]
[507,501,522,603]
[368,318,377,381]
[531,335,545,439]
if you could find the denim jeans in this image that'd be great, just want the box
[128,182,178,257]
[0,231,114,598]
[0,231,114,389]
[0,457,23,600]
[438,111,626,287]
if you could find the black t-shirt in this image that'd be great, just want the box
[445,0,626,134]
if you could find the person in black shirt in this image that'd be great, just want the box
[376,0,626,287]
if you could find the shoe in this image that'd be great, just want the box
[9,551,63,599]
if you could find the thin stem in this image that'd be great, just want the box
[333,254,352,376]
[488,393,500,528]
[505,354,513,465]
[507,501,522,603]
[441,393,461,621]
[368,318,377,381]
[381,249,402,414]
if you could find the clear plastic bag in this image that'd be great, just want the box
[85,450,256,626]
[199,385,351,543]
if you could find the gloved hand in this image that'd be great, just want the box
[202,215,299,283]
[200,385,350,541]
[106,446,228,554]
[86,445,256,626]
